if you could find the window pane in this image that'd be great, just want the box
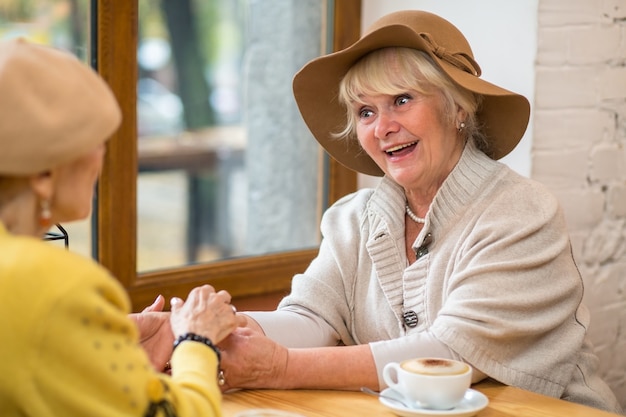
[1,0,91,257]
[137,0,327,272]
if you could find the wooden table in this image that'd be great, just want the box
[221,380,622,417]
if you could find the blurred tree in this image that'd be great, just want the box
[160,0,214,129]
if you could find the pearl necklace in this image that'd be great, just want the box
[405,204,425,224]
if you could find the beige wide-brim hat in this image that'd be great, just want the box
[0,38,121,175]
[293,10,530,177]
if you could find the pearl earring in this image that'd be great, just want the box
[458,121,466,132]
[39,199,52,228]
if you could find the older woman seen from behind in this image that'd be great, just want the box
[0,38,245,416]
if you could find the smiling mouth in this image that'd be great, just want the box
[385,141,417,156]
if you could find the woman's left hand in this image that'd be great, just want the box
[129,295,175,372]
[217,326,289,392]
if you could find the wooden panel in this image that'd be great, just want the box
[127,250,318,311]
[96,0,138,288]
[334,0,362,51]
[328,0,359,204]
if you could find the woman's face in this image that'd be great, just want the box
[50,143,106,223]
[353,89,464,192]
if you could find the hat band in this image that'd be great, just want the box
[420,33,481,77]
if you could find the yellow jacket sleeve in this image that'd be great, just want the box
[0,228,222,417]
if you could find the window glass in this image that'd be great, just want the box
[137,0,327,271]
[1,0,91,256]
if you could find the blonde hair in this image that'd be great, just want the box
[335,47,489,155]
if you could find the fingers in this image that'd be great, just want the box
[171,286,229,303]
[142,294,165,313]
[184,284,214,304]
[169,285,240,344]
[216,289,232,304]
[171,285,217,308]
[170,297,183,311]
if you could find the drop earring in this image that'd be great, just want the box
[39,199,52,228]
[458,121,466,132]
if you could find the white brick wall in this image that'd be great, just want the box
[534,0,626,407]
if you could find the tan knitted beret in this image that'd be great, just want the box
[0,38,121,175]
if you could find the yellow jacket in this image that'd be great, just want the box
[0,223,222,416]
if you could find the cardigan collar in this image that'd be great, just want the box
[370,140,502,235]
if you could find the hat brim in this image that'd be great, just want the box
[293,23,530,177]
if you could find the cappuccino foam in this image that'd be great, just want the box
[402,358,469,376]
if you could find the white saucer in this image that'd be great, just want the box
[378,388,488,417]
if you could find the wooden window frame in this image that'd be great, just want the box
[95,0,361,311]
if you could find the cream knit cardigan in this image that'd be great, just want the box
[255,141,621,413]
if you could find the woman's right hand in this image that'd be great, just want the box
[169,285,245,344]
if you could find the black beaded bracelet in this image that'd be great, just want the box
[173,333,221,364]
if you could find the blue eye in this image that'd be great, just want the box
[359,108,374,119]
[395,95,411,106]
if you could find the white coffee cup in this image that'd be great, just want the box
[382,357,472,410]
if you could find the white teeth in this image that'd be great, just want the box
[386,142,417,153]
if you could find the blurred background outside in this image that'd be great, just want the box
[0,0,326,272]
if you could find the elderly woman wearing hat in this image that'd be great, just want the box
[216,10,622,413]
[0,39,246,416]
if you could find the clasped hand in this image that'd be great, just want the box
[130,287,248,373]
[129,294,175,372]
